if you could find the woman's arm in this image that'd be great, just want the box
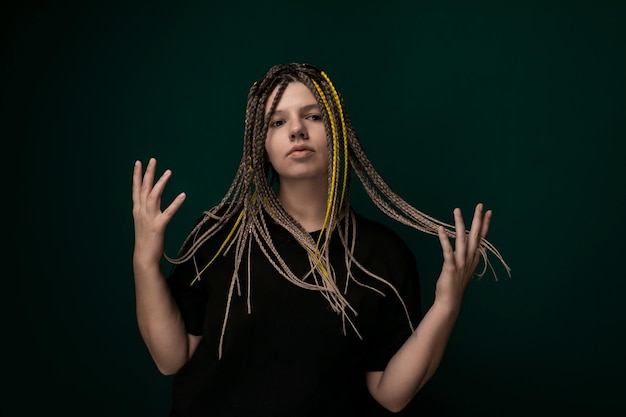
[367,204,492,412]
[132,158,196,375]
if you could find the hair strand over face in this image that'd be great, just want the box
[165,63,511,358]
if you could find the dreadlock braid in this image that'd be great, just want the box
[165,63,510,358]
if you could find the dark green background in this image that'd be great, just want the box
[4,0,625,415]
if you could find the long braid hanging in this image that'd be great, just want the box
[165,63,511,358]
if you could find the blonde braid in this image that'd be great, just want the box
[166,63,510,358]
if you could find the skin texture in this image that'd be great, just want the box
[265,82,329,184]
[365,204,491,411]
[131,79,492,411]
[264,82,331,232]
[132,158,198,375]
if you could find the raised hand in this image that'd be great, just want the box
[435,203,492,308]
[131,158,186,267]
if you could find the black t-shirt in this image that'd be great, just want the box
[167,209,422,417]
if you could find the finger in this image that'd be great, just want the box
[162,192,187,221]
[140,157,157,203]
[437,226,455,265]
[149,168,173,208]
[131,160,142,209]
[453,208,467,262]
[467,203,484,258]
[480,209,493,239]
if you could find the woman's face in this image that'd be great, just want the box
[264,82,329,183]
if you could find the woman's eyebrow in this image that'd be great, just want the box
[267,103,320,117]
[300,103,320,112]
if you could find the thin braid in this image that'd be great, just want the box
[166,63,510,358]
[298,75,347,270]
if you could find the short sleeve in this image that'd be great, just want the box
[166,215,213,336]
[356,216,422,371]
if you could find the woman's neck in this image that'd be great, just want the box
[277,178,328,232]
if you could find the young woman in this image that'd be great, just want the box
[131,63,509,416]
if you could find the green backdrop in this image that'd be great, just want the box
[3,0,625,415]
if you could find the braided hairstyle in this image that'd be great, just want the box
[166,63,510,357]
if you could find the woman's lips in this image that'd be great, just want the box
[287,145,314,158]
[288,149,314,158]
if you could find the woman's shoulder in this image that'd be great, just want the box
[194,202,240,231]
[349,210,414,256]
[352,210,405,241]
[346,210,420,295]
[175,203,242,254]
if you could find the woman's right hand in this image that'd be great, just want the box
[131,158,186,267]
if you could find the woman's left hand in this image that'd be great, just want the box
[435,203,492,309]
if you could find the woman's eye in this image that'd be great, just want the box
[270,120,284,127]
[307,114,322,121]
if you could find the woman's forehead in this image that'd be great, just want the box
[265,81,317,115]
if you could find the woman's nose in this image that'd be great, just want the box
[289,121,308,141]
